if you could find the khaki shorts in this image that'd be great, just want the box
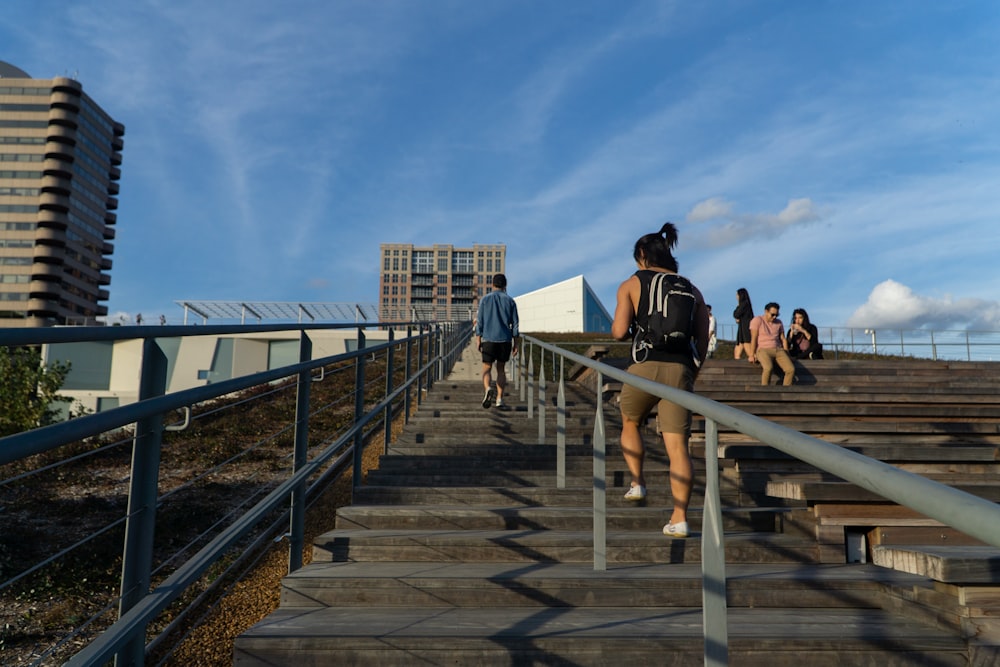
[619,361,694,435]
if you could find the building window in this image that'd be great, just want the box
[412,251,434,272]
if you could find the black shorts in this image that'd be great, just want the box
[481,340,512,364]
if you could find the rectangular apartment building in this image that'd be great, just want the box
[379,243,506,321]
[0,61,124,327]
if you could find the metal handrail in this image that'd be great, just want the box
[1,320,473,666]
[712,323,1000,361]
[520,334,1000,667]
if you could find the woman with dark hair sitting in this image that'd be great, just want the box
[788,308,823,359]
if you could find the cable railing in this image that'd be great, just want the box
[515,334,1000,667]
[715,324,1000,361]
[0,320,472,666]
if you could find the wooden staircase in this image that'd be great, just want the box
[234,351,1000,665]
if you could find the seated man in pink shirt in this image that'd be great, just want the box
[748,302,795,386]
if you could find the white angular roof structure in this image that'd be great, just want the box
[513,275,612,333]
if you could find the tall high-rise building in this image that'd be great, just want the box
[0,61,124,327]
[379,243,506,321]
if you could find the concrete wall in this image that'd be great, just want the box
[514,275,611,333]
[47,328,401,414]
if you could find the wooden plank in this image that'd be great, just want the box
[766,479,1000,503]
[813,504,940,527]
[934,582,1000,607]
[872,545,1000,583]
[869,526,986,548]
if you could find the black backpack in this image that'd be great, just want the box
[631,272,698,365]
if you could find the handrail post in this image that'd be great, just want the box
[416,327,425,407]
[436,324,444,383]
[702,417,729,666]
[557,355,566,489]
[520,339,529,403]
[288,331,312,573]
[592,370,607,571]
[384,328,395,454]
[527,349,535,420]
[537,347,547,444]
[513,339,521,392]
[404,326,413,423]
[352,328,366,493]
[116,337,168,667]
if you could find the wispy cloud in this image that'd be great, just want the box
[684,197,822,248]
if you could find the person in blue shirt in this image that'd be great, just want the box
[475,273,519,409]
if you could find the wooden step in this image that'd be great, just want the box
[278,561,928,609]
[312,528,820,565]
[234,606,966,666]
[334,504,784,533]
[872,544,1000,584]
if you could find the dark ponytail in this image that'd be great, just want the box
[633,222,679,272]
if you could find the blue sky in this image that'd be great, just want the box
[3,1,999,330]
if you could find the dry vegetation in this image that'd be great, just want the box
[0,355,403,666]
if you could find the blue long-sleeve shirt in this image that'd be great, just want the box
[476,290,519,342]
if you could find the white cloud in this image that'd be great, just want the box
[847,279,1000,330]
[686,197,733,222]
[684,197,822,248]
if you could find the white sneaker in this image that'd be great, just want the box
[663,521,689,538]
[495,397,505,408]
[482,387,496,409]
[623,484,646,501]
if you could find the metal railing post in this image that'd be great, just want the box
[384,328,395,454]
[513,339,521,392]
[527,349,535,420]
[702,417,729,666]
[557,355,566,489]
[538,347,546,444]
[116,337,168,667]
[520,339,529,403]
[288,331,312,573]
[404,326,413,423]
[592,370,607,571]
[417,328,425,407]
[436,324,444,383]
[352,329,366,492]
